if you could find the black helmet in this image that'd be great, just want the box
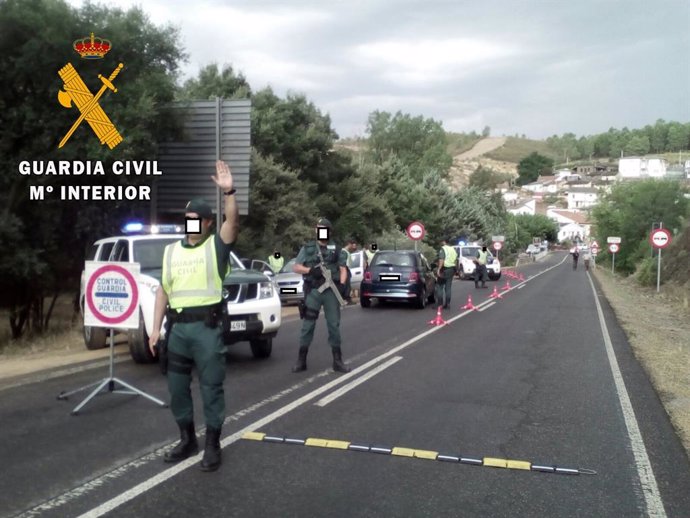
[316,217,332,228]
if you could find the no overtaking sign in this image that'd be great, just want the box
[84,261,140,329]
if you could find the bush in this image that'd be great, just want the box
[636,257,657,287]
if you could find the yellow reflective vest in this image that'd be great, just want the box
[162,237,224,309]
[477,250,488,265]
[268,255,284,273]
[441,245,458,268]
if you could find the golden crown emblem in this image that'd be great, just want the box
[73,32,111,59]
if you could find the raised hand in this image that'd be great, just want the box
[212,160,234,191]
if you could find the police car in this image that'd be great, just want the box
[454,244,502,281]
[79,224,282,363]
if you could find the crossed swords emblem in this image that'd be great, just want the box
[57,62,124,149]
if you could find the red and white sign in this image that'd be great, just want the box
[493,241,502,251]
[406,221,425,241]
[591,244,599,256]
[609,244,620,254]
[84,261,140,329]
[650,228,672,249]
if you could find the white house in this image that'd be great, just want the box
[617,157,668,179]
[567,187,599,210]
[547,209,592,242]
[507,199,536,215]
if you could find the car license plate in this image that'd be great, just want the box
[230,320,246,332]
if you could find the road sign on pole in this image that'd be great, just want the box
[608,243,619,254]
[650,228,671,249]
[649,228,672,292]
[607,236,622,244]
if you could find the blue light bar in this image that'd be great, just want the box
[123,222,144,233]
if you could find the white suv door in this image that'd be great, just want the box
[348,251,364,288]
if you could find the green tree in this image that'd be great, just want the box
[366,110,453,180]
[482,125,491,137]
[666,122,690,151]
[180,63,251,100]
[591,180,689,274]
[0,0,185,338]
[469,165,509,191]
[517,152,554,185]
[626,135,650,155]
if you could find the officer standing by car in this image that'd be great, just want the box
[148,160,239,472]
[268,249,284,273]
[435,237,458,309]
[292,218,351,373]
[474,245,489,288]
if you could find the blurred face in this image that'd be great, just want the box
[316,226,330,241]
[185,212,213,236]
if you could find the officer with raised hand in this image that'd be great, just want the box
[292,218,351,373]
[148,160,239,472]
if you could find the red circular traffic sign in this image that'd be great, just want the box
[85,264,139,325]
[650,228,672,249]
[493,241,502,251]
[406,221,425,241]
[608,243,620,254]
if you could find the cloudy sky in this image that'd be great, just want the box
[68,0,689,140]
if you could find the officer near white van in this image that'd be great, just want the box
[148,160,239,472]
[435,237,458,309]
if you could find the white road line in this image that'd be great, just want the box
[587,276,667,517]
[517,285,525,290]
[477,302,496,312]
[314,356,403,407]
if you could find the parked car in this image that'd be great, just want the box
[80,228,282,363]
[274,258,304,305]
[454,245,501,281]
[359,250,436,309]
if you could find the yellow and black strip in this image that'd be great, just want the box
[242,432,596,476]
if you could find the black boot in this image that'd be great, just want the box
[292,346,309,372]
[164,421,198,463]
[200,426,222,472]
[332,347,351,373]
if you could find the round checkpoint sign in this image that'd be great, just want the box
[650,228,672,249]
[85,262,140,327]
[406,221,425,241]
[608,243,620,254]
[493,241,502,251]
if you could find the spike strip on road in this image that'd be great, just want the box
[242,432,597,476]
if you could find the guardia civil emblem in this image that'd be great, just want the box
[56,32,124,149]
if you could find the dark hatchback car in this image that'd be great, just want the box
[360,250,437,309]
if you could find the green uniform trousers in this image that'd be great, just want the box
[167,321,226,429]
[435,267,455,306]
[299,286,341,349]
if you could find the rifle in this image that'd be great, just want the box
[314,245,348,308]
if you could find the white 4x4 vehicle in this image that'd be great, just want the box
[80,231,282,363]
[454,245,502,281]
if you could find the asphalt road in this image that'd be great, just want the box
[2,252,689,518]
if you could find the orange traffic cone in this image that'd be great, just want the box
[518,273,525,281]
[504,270,514,279]
[489,285,502,299]
[461,295,477,311]
[501,280,511,291]
[428,306,448,326]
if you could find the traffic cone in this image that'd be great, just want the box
[504,270,514,279]
[489,285,502,299]
[518,273,525,281]
[461,295,476,311]
[428,306,448,326]
[501,280,511,291]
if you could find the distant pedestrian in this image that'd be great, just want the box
[582,249,591,271]
[571,247,580,270]
[364,244,376,269]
